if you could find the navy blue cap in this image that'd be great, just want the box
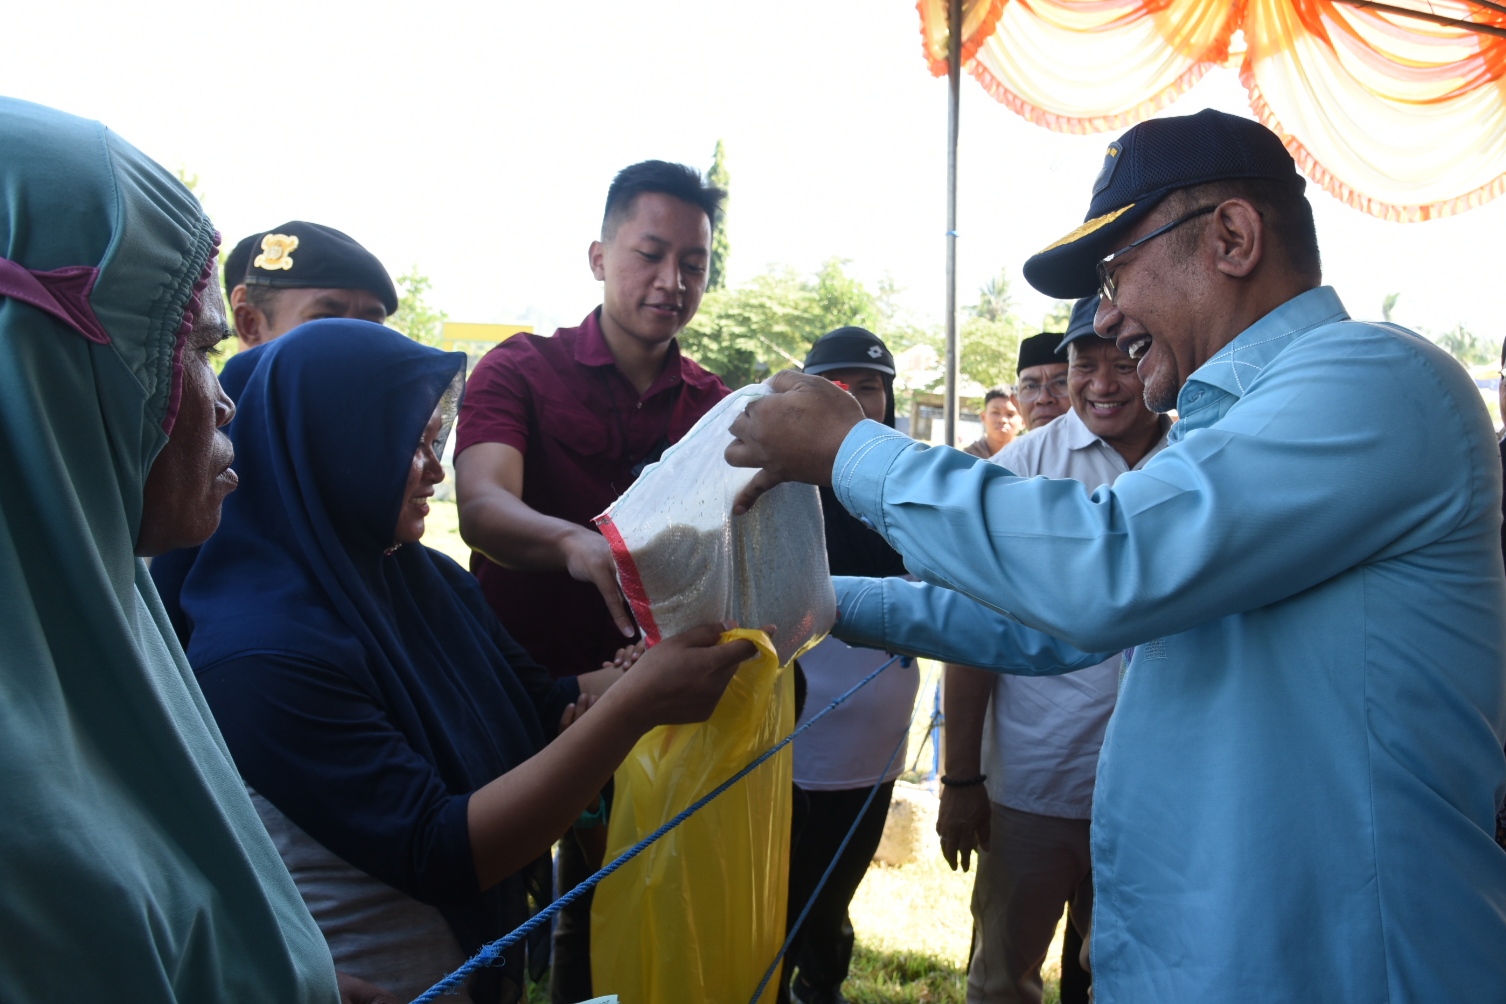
[1056,295,1102,352]
[223,231,266,297]
[1023,110,1303,299]
[803,326,896,377]
[1017,331,1067,374]
[241,221,398,315]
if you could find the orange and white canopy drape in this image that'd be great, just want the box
[918,0,1506,220]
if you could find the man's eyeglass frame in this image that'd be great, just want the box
[1016,376,1069,402]
[1096,205,1216,304]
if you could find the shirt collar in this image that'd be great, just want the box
[571,308,618,367]
[1059,407,1101,451]
[1178,286,1348,408]
[1060,403,1172,464]
[570,307,689,398]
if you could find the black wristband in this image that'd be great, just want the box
[940,774,987,788]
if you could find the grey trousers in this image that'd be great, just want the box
[966,802,1093,1004]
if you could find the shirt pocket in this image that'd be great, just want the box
[533,383,614,459]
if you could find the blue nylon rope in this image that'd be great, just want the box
[746,662,935,1004]
[409,651,906,1003]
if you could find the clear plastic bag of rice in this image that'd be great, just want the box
[594,383,835,666]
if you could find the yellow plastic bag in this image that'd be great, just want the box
[591,629,795,1004]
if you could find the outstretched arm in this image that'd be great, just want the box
[832,576,1112,674]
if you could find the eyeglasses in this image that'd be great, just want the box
[1096,205,1216,304]
[1016,375,1069,402]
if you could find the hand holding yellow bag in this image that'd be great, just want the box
[591,629,797,1004]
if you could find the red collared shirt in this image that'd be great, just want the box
[455,308,729,677]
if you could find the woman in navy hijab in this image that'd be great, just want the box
[183,320,752,1004]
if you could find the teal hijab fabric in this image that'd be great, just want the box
[0,98,338,1002]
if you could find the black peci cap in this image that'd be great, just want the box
[223,231,266,297]
[1056,295,1103,352]
[1022,110,1303,299]
[803,326,896,377]
[1017,331,1067,373]
[241,221,398,315]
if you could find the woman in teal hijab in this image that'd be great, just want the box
[0,97,360,1002]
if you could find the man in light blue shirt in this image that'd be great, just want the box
[726,109,1506,1002]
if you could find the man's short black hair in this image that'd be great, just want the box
[1162,178,1321,281]
[984,386,1013,406]
[602,160,725,239]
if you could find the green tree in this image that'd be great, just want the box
[972,270,1013,321]
[175,166,202,198]
[959,315,1027,390]
[708,139,731,291]
[387,266,447,347]
[1041,300,1074,333]
[681,258,880,388]
[1381,292,1400,323]
[811,258,879,333]
[1436,323,1493,367]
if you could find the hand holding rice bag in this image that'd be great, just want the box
[595,383,835,667]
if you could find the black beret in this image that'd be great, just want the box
[1056,295,1103,352]
[223,231,266,297]
[242,221,398,315]
[803,326,895,377]
[1017,331,1068,373]
[1023,109,1302,299]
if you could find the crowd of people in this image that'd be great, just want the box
[2,90,1504,1004]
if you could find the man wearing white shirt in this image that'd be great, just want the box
[937,296,1169,1004]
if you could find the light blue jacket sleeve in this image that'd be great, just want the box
[832,324,1487,652]
[832,575,1114,674]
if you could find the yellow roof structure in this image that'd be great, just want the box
[438,322,532,358]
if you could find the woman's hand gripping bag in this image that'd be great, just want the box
[590,384,835,1003]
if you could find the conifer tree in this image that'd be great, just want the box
[708,139,731,290]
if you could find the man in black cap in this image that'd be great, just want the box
[784,326,916,1004]
[1012,332,1070,432]
[150,222,399,649]
[223,221,396,352]
[723,108,1506,1002]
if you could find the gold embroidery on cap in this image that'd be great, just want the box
[254,233,300,271]
[1037,204,1136,254]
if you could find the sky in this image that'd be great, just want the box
[4,1,1500,343]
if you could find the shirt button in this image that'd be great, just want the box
[636,402,643,410]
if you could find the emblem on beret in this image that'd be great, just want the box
[868,345,883,359]
[254,233,299,271]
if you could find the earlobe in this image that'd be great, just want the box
[588,241,606,282]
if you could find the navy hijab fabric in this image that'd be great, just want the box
[183,321,567,998]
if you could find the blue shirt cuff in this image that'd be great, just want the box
[831,575,886,649]
[832,420,915,534]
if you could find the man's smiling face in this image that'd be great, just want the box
[1092,193,1275,415]
[1068,337,1155,442]
[1092,203,1211,413]
[592,191,711,349]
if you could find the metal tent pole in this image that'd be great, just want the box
[944,0,962,448]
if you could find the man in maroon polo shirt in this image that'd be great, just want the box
[453,159,729,1002]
